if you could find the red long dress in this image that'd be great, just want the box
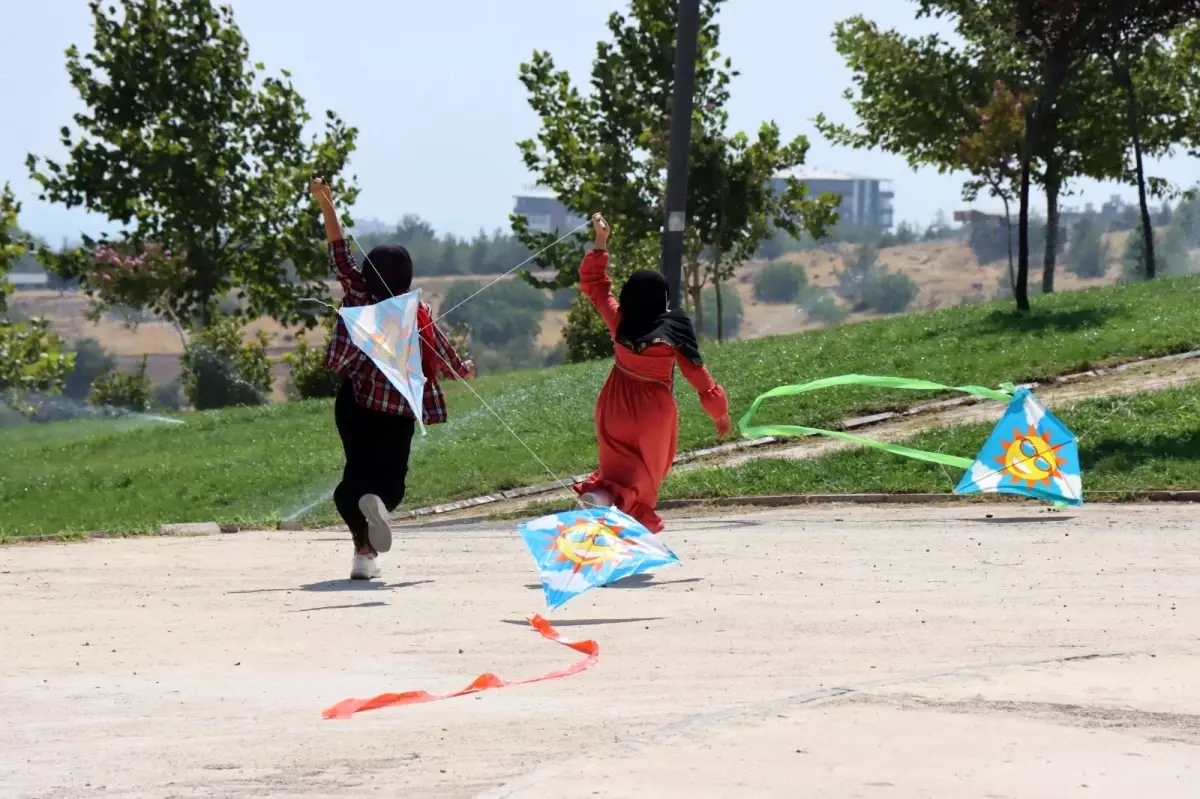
[574,249,730,533]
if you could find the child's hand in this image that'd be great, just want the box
[462,360,476,379]
[715,413,732,438]
[591,213,610,249]
[309,176,333,207]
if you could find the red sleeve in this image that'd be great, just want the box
[676,352,730,421]
[424,308,469,380]
[329,239,370,307]
[578,249,621,336]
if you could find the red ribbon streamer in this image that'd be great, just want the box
[322,614,599,719]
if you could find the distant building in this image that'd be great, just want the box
[512,169,896,234]
[771,168,895,231]
[511,185,588,234]
[9,272,49,290]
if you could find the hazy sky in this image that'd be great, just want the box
[4,0,1199,243]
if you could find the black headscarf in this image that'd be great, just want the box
[615,269,703,365]
[362,244,413,301]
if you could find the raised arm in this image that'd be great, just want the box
[310,176,369,306]
[577,213,620,335]
[676,352,732,437]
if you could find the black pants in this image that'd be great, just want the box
[333,378,416,551]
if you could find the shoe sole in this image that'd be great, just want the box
[359,495,393,554]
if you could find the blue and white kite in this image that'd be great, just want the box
[338,290,428,434]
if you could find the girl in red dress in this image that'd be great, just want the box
[574,213,732,533]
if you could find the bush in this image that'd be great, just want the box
[153,379,185,411]
[1065,212,1109,279]
[283,312,341,400]
[860,268,920,314]
[801,290,848,325]
[90,355,152,411]
[64,337,116,400]
[181,313,273,410]
[753,260,809,303]
[441,279,546,349]
[0,317,74,396]
[699,284,744,339]
[1122,222,1194,282]
[549,286,577,310]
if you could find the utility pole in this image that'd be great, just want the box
[661,0,701,310]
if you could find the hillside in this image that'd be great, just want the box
[3,274,1200,538]
[7,231,1144,396]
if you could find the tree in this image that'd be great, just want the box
[753,260,809,303]
[1064,211,1110,278]
[440,280,547,349]
[0,184,74,398]
[1086,3,1200,280]
[26,0,358,333]
[513,0,836,330]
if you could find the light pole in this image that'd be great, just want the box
[660,0,701,311]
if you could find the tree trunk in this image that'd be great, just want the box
[1002,194,1016,298]
[1042,175,1060,294]
[714,270,724,341]
[1117,54,1156,279]
[1015,123,1034,312]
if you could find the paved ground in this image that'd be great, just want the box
[2,504,1197,798]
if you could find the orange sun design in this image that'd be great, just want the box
[993,426,1069,489]
[547,517,634,574]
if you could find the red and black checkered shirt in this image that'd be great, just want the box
[325,239,468,422]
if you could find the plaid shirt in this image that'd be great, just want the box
[325,239,469,422]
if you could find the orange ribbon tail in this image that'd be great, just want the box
[322,614,599,719]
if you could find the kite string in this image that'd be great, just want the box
[425,220,591,332]
[335,210,593,513]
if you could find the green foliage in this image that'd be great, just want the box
[549,286,577,310]
[153,379,186,411]
[1065,212,1110,278]
[441,280,546,349]
[64,338,117,400]
[514,0,836,294]
[860,268,920,314]
[699,285,743,339]
[282,310,339,400]
[0,184,74,399]
[90,355,152,412]
[26,0,359,332]
[0,318,75,396]
[800,291,849,326]
[836,244,920,314]
[181,313,273,410]
[357,218,531,277]
[1122,221,1196,281]
[753,260,809,303]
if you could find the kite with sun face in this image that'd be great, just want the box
[955,387,1082,505]
[338,290,428,435]
[739,375,1083,508]
[518,507,680,610]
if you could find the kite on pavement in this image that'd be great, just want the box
[738,375,1083,507]
[518,506,681,610]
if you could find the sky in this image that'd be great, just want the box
[3,0,1199,244]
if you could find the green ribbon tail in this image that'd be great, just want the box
[737,374,1015,472]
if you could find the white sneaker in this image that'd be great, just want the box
[580,489,613,508]
[358,494,393,553]
[350,552,382,580]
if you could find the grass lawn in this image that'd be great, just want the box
[3,274,1200,538]
[662,384,1200,500]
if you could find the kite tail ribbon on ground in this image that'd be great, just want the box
[321,615,598,719]
[738,375,1082,507]
[738,375,1015,470]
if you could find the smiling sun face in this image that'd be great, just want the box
[995,426,1068,488]
[549,518,632,572]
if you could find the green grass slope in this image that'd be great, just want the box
[3,275,1200,538]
